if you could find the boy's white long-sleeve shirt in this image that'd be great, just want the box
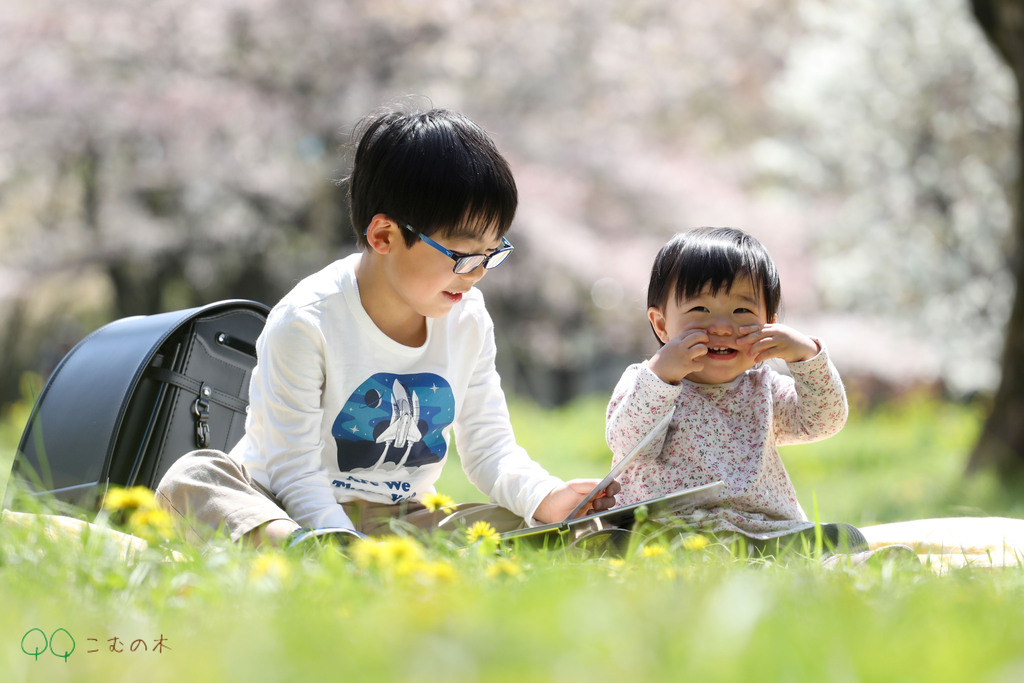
[229,254,562,531]
[605,346,848,537]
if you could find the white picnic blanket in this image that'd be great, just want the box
[0,509,184,563]
[862,517,1024,571]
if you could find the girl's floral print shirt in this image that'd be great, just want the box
[606,342,847,538]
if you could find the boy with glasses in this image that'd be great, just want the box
[156,106,618,547]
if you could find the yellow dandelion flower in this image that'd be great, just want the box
[103,486,157,512]
[411,560,458,583]
[352,539,384,569]
[353,535,424,572]
[101,488,132,511]
[421,492,456,514]
[250,552,292,582]
[641,544,668,559]
[681,534,709,551]
[127,507,174,542]
[605,557,627,578]
[465,520,500,545]
[381,535,424,564]
[485,558,523,580]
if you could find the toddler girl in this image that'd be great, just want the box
[606,227,864,555]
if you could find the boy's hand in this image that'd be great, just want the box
[533,479,621,524]
[737,324,819,364]
[647,329,709,385]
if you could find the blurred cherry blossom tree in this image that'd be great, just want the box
[763,0,1016,395]
[0,0,805,403]
[0,0,1017,429]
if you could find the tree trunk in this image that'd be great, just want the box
[968,0,1024,472]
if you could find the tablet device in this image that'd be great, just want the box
[500,481,725,541]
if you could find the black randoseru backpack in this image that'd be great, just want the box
[3,300,270,513]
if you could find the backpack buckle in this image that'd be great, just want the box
[192,384,212,448]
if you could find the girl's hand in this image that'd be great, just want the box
[737,324,819,364]
[647,328,709,385]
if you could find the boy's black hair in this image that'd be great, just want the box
[345,107,518,248]
[647,227,781,342]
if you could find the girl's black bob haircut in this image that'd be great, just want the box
[647,227,782,339]
[345,107,518,248]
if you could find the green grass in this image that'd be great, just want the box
[784,395,1010,524]
[4,390,1024,683]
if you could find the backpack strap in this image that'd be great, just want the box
[147,367,251,449]
[147,367,250,415]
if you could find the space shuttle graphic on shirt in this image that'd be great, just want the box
[332,372,453,473]
[373,379,423,467]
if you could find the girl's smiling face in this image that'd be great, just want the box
[651,275,774,384]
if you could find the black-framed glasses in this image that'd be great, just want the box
[403,224,514,274]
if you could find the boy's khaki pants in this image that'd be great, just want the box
[155,449,527,544]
